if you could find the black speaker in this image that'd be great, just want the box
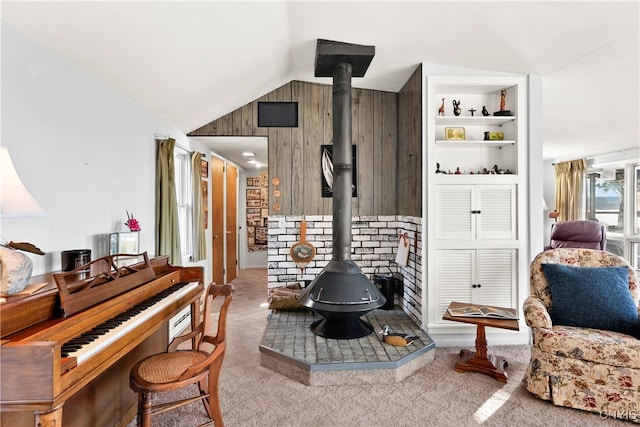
[61,249,91,271]
[257,102,298,127]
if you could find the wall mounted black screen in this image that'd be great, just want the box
[257,102,299,127]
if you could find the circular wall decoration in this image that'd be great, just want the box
[273,203,281,212]
[271,177,280,186]
[273,189,281,198]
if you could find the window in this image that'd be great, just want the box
[632,166,640,270]
[586,162,640,267]
[635,166,640,235]
[586,169,624,233]
[174,147,193,261]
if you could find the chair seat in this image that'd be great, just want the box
[136,350,208,385]
[534,326,640,369]
[129,283,233,426]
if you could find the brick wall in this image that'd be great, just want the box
[268,215,423,324]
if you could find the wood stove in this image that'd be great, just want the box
[299,39,386,339]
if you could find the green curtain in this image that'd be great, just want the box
[155,137,182,265]
[554,159,587,221]
[191,152,207,261]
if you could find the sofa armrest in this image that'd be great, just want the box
[523,295,553,329]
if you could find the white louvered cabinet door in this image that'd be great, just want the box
[475,249,516,309]
[476,185,516,240]
[436,249,516,323]
[435,249,474,320]
[435,184,515,240]
[435,185,474,240]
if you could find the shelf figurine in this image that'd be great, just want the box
[468,108,476,116]
[435,162,446,174]
[482,106,489,116]
[452,100,461,116]
[494,89,511,116]
[438,98,445,116]
[455,167,462,174]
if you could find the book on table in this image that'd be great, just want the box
[447,304,518,320]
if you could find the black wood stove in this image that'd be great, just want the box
[298,39,386,339]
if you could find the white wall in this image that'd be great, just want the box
[1,22,212,283]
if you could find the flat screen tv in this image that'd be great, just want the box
[258,102,298,128]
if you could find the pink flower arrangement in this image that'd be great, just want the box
[125,211,141,232]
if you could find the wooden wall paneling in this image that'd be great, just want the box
[322,84,334,215]
[396,65,422,217]
[267,122,279,215]
[268,84,292,215]
[188,80,408,218]
[188,120,217,136]
[254,94,269,137]
[232,109,242,135]
[411,68,422,216]
[350,88,361,215]
[241,103,253,135]
[218,113,234,135]
[299,82,322,215]
[372,90,383,214]
[382,90,398,215]
[290,82,305,214]
[372,90,394,215]
[355,88,374,214]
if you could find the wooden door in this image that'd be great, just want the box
[211,156,225,284]
[225,164,238,282]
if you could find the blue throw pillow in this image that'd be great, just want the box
[541,263,639,337]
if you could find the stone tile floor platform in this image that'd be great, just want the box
[259,304,436,386]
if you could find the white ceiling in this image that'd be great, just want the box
[2,1,638,167]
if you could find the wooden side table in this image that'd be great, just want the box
[442,301,519,383]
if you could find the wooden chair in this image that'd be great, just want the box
[129,283,234,427]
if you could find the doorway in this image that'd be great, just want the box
[194,136,268,280]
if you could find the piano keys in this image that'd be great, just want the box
[0,253,204,427]
[61,281,199,364]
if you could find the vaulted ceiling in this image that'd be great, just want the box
[2,1,638,163]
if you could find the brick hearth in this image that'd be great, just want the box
[259,302,435,386]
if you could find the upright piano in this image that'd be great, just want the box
[0,253,204,427]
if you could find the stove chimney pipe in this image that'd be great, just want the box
[332,61,353,262]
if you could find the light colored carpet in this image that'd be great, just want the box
[127,269,629,427]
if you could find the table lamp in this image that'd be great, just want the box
[1,146,48,294]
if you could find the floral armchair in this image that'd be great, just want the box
[523,248,640,422]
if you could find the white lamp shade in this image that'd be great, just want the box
[1,146,48,217]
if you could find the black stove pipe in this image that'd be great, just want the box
[332,62,353,262]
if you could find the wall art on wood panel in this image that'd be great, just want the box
[246,174,269,251]
[321,144,357,198]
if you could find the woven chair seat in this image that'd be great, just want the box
[130,283,233,426]
[137,351,208,384]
